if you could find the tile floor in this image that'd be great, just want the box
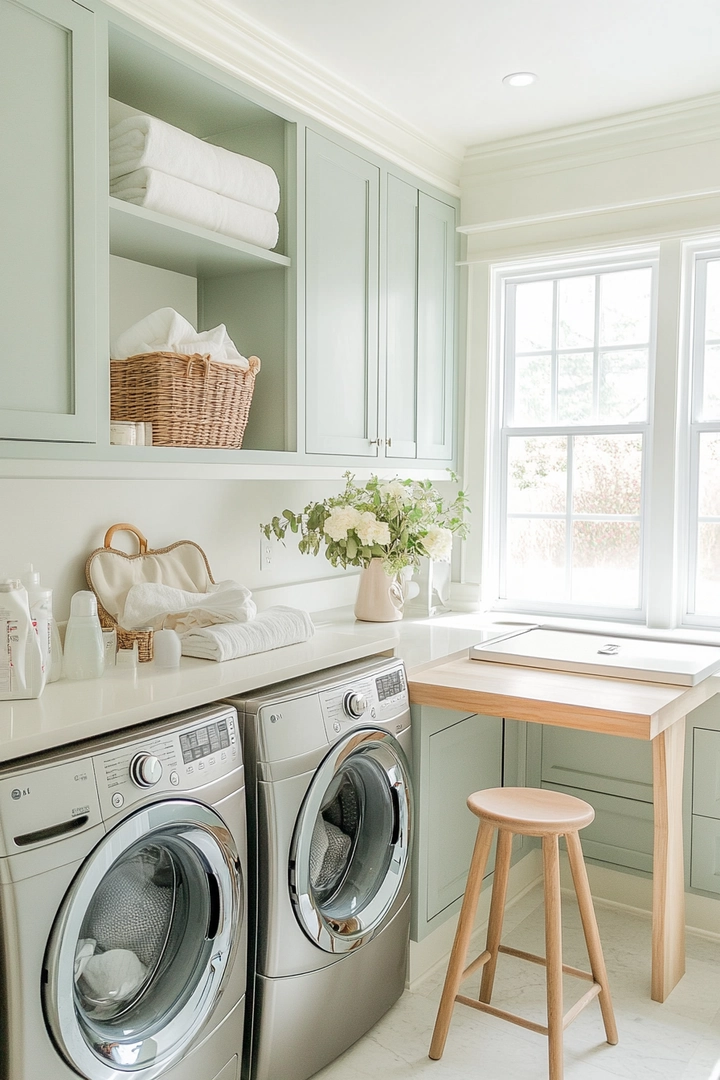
[316,885,720,1080]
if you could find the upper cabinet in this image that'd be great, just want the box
[305,131,458,465]
[0,1,459,471]
[305,132,380,457]
[0,0,96,443]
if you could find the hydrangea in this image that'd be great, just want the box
[324,505,361,541]
[422,525,453,562]
[378,479,410,504]
[356,511,392,547]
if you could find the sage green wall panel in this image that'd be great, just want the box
[0,0,96,442]
[416,193,455,461]
[385,175,418,459]
[305,130,380,457]
[691,814,720,894]
[541,726,653,803]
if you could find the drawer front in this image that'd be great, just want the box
[691,814,720,894]
[541,727,652,803]
[542,782,654,873]
[693,728,720,820]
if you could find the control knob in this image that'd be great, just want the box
[129,752,163,788]
[343,690,368,719]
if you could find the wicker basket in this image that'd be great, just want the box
[85,523,217,663]
[110,351,261,448]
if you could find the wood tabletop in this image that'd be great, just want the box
[408,656,719,739]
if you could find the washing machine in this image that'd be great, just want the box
[228,655,413,1080]
[0,703,247,1080]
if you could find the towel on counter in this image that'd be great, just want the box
[110,113,280,213]
[180,607,315,662]
[119,579,257,632]
[111,307,249,366]
[110,169,280,250]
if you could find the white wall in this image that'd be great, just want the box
[0,477,354,620]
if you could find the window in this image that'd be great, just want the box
[687,250,720,624]
[490,253,657,618]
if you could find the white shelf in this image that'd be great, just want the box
[109,197,291,278]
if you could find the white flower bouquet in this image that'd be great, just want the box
[261,472,469,575]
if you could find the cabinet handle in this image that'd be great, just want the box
[386,437,392,448]
[369,438,384,447]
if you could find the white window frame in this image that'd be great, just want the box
[486,246,659,622]
[683,240,720,628]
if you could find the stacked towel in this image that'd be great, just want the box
[180,606,315,662]
[119,579,257,632]
[109,113,280,249]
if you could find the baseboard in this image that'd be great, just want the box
[407,849,543,989]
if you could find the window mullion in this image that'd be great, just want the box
[565,435,573,601]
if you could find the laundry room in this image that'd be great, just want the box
[4,1,720,1079]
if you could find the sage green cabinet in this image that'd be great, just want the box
[0,0,96,443]
[385,175,418,459]
[411,707,503,940]
[540,726,654,873]
[691,727,720,893]
[305,130,380,457]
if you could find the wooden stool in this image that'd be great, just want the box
[429,787,618,1080]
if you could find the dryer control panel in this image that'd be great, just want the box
[93,706,241,818]
[319,660,409,742]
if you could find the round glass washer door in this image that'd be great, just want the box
[43,799,242,1080]
[290,728,412,953]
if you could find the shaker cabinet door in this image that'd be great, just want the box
[416,193,455,461]
[0,0,96,442]
[305,130,380,456]
[385,175,418,460]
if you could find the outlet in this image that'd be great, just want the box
[260,533,274,571]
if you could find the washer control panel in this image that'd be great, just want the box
[93,707,240,817]
[320,661,409,742]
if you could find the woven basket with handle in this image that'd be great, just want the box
[85,523,217,662]
[110,351,261,448]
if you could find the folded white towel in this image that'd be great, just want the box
[111,168,279,250]
[180,607,315,662]
[119,579,257,632]
[111,307,248,366]
[110,113,280,213]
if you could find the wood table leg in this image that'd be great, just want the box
[651,717,686,1003]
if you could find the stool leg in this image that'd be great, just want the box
[479,827,513,1004]
[429,821,494,1060]
[566,830,618,1045]
[543,833,564,1080]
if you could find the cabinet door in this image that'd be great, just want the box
[305,131,380,456]
[384,175,418,460]
[0,0,96,442]
[416,193,455,461]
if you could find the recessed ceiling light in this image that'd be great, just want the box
[502,72,538,87]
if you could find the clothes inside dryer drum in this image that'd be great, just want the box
[309,818,351,892]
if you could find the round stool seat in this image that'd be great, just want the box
[467,786,595,836]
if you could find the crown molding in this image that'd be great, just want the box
[462,92,720,182]
[102,0,463,195]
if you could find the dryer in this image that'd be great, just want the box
[0,703,247,1080]
[229,655,413,1080]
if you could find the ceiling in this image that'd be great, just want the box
[223,0,720,155]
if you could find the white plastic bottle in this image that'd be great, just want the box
[21,565,62,683]
[0,580,46,700]
[63,591,105,681]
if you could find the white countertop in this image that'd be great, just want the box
[9,606,714,766]
[0,608,523,764]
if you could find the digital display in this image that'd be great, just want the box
[376,669,405,702]
[179,718,230,764]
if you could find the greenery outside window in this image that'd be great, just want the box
[491,253,657,618]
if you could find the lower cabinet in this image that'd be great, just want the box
[691,727,720,893]
[539,726,654,874]
[411,707,503,941]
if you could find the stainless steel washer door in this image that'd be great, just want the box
[44,800,242,1080]
[290,729,412,953]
